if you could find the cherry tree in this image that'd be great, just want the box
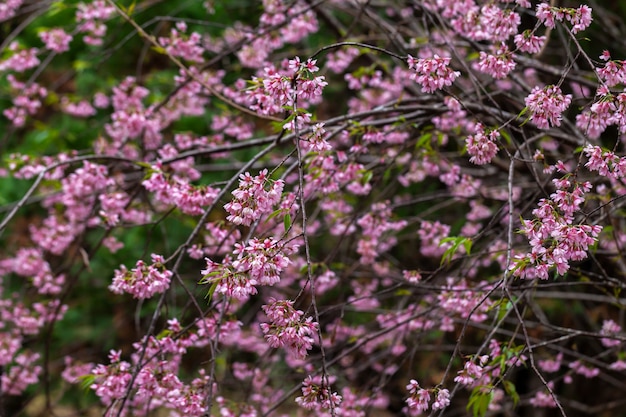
[0,0,625,416]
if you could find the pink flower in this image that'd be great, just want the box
[224,169,284,226]
[109,254,172,299]
[476,44,516,79]
[432,389,450,410]
[407,54,460,93]
[600,319,622,347]
[465,124,499,165]
[525,85,572,129]
[405,379,430,415]
[514,30,546,54]
[295,376,342,411]
[261,298,318,359]
[39,28,73,53]
[568,5,593,34]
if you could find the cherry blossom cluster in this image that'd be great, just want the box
[235,1,318,68]
[536,3,593,34]
[407,54,460,93]
[476,43,516,79]
[598,51,626,86]
[583,144,626,180]
[524,85,572,129]
[2,75,46,127]
[244,57,327,117]
[224,169,284,226]
[514,30,547,54]
[158,21,205,63]
[511,176,602,279]
[356,201,407,264]
[454,340,527,392]
[39,28,73,53]
[260,298,318,359]
[0,42,39,73]
[3,0,626,415]
[0,0,22,21]
[404,380,450,416]
[295,375,342,412]
[109,254,173,299]
[465,123,500,165]
[143,164,219,216]
[75,0,115,46]
[438,278,493,324]
[89,324,215,417]
[201,238,295,300]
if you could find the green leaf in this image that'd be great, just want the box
[439,236,471,265]
[503,380,519,408]
[205,280,219,302]
[467,386,494,417]
[497,299,513,322]
[73,60,92,72]
[499,129,512,145]
[78,374,96,392]
[266,208,284,223]
[48,0,68,16]
[151,45,167,55]
[518,106,528,118]
[156,329,173,340]
[284,212,292,231]
[361,170,373,185]
[127,0,137,16]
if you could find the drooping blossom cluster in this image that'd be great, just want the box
[600,319,622,348]
[224,169,284,226]
[465,123,500,165]
[109,254,173,299]
[201,238,295,300]
[39,28,73,53]
[404,379,450,416]
[75,0,115,46]
[514,30,546,54]
[418,220,452,258]
[295,375,342,412]
[0,0,22,21]
[511,176,602,279]
[0,42,39,73]
[244,57,327,117]
[438,278,493,324]
[2,75,47,127]
[407,54,460,93]
[476,43,516,79]
[158,21,205,63]
[536,3,593,34]
[525,85,572,129]
[356,201,407,264]
[454,340,527,390]
[260,298,318,359]
[89,324,215,417]
[2,0,626,415]
[583,144,626,180]
[143,164,219,216]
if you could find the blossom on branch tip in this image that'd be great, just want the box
[201,238,296,300]
[109,254,172,299]
[476,43,516,79]
[465,124,499,165]
[295,376,342,411]
[224,169,284,226]
[407,54,460,93]
[524,85,572,129]
[536,3,592,34]
[261,298,318,359]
